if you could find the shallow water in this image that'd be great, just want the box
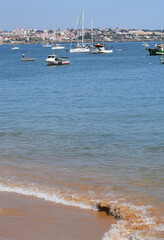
[0,42,164,239]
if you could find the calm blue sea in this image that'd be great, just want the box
[0,42,164,239]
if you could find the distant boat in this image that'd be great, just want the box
[12,46,20,50]
[21,53,35,62]
[52,44,65,50]
[69,10,90,53]
[21,57,35,62]
[42,43,52,47]
[90,46,100,54]
[90,43,113,54]
[45,52,70,66]
[70,45,90,53]
[89,21,113,54]
[142,42,149,47]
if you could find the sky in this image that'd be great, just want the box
[1,0,164,31]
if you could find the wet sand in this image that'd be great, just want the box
[0,192,116,240]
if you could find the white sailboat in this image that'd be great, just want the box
[70,10,90,53]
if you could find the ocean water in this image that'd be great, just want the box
[0,42,164,239]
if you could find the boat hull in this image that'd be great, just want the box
[21,58,35,62]
[70,48,90,53]
[46,62,70,66]
[46,60,70,66]
[99,49,113,54]
[146,48,164,55]
[52,45,65,50]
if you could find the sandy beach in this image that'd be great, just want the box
[0,192,116,240]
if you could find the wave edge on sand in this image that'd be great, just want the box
[0,180,163,240]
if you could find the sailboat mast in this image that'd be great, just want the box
[76,14,79,46]
[161,22,163,43]
[82,10,84,46]
[91,19,93,46]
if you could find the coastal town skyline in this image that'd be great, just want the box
[1,0,164,30]
[1,27,164,45]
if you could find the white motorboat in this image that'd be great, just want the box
[42,43,52,47]
[45,53,70,66]
[70,10,90,53]
[12,46,20,50]
[142,42,149,47]
[99,47,113,54]
[52,44,65,50]
[90,44,113,54]
[90,46,100,54]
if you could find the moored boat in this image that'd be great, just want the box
[52,44,65,50]
[70,45,90,53]
[42,43,52,47]
[21,57,35,62]
[90,46,100,54]
[12,46,20,50]
[45,53,70,66]
[21,53,35,62]
[90,43,113,54]
[142,42,149,47]
[69,10,90,53]
[146,44,164,55]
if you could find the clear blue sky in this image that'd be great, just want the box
[1,0,164,30]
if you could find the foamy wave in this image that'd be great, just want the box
[0,182,91,210]
[0,181,163,239]
[101,202,163,240]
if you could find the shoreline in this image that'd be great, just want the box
[0,40,156,46]
[0,191,116,240]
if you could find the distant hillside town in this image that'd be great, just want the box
[0,27,164,45]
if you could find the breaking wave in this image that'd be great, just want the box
[0,180,163,239]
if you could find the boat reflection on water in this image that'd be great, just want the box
[160,57,164,64]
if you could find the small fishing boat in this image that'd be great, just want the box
[21,57,35,62]
[45,53,70,66]
[21,53,35,62]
